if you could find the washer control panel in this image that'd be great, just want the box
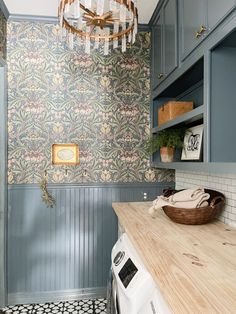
[118,258,138,288]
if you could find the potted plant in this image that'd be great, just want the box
[146,129,185,163]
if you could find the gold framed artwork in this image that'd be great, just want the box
[52,144,79,165]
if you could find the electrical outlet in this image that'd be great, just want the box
[143,192,148,200]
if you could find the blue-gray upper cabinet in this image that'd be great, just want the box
[152,12,163,90]
[180,0,206,60]
[152,0,177,90]
[180,0,236,60]
[207,0,235,30]
[163,0,178,78]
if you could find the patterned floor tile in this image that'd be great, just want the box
[94,309,106,314]
[1,299,107,314]
[95,299,107,309]
[2,304,34,314]
[94,299,106,314]
[33,302,64,314]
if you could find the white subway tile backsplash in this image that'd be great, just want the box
[223,191,232,199]
[231,207,236,214]
[224,206,232,214]
[176,170,236,227]
[228,213,236,221]
[226,185,234,193]
[226,199,235,206]
[224,178,232,185]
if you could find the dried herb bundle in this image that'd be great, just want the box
[39,178,56,208]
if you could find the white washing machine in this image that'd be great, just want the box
[109,233,171,314]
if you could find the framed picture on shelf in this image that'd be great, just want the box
[52,144,79,165]
[181,125,203,161]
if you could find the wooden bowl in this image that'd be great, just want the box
[163,189,225,225]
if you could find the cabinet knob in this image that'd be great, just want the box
[158,73,164,79]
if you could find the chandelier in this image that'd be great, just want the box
[58,0,138,55]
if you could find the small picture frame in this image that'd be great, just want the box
[52,144,79,165]
[181,125,203,161]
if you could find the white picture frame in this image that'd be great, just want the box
[181,125,203,160]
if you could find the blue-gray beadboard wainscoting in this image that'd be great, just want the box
[7,182,174,305]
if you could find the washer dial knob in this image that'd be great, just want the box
[113,251,125,266]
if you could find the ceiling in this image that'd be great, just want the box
[3,0,159,24]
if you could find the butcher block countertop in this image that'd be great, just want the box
[112,202,236,314]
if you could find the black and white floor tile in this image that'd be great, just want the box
[1,299,107,314]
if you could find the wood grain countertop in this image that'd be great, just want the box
[112,202,236,314]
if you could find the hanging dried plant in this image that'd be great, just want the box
[39,177,56,208]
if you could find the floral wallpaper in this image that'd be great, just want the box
[7,21,174,184]
[0,8,6,60]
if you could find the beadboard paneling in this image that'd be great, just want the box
[7,182,173,305]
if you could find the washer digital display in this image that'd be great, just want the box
[118,258,138,288]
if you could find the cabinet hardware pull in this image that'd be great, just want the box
[195,25,206,39]
[195,31,201,39]
[158,73,164,79]
[199,25,206,34]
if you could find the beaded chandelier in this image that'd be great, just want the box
[58,0,138,54]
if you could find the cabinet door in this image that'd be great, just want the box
[152,13,163,90]
[180,0,206,59]
[207,0,235,30]
[163,0,177,77]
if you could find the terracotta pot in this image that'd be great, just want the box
[160,147,175,163]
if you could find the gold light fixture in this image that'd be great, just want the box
[58,0,138,55]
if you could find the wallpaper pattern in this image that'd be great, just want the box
[7,21,174,184]
[0,8,6,60]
